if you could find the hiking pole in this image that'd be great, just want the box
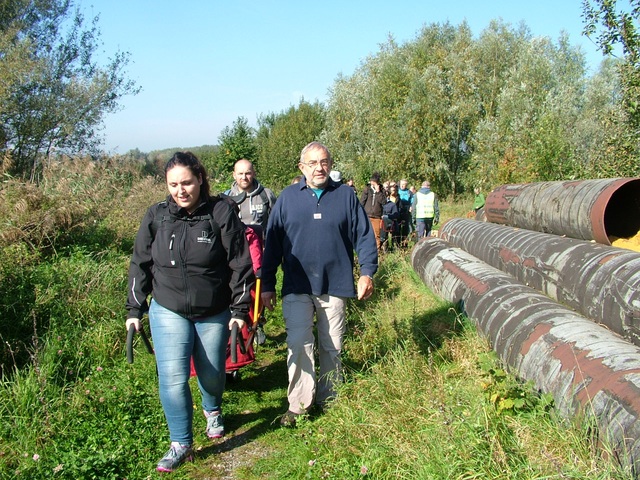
[126,324,154,364]
[229,322,247,365]
[250,277,267,346]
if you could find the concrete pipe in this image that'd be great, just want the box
[438,218,640,345]
[411,237,640,474]
[484,178,640,245]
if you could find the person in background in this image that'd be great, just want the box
[412,180,440,239]
[329,170,343,184]
[225,159,277,238]
[473,187,485,213]
[346,178,358,195]
[397,178,414,245]
[261,141,378,427]
[387,183,402,248]
[360,173,386,249]
[126,152,255,472]
[380,184,400,251]
[291,174,304,185]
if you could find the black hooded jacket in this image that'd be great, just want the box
[126,195,255,320]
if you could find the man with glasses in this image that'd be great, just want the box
[260,141,378,426]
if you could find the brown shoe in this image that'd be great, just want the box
[280,410,301,427]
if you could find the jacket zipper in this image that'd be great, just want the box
[169,233,176,266]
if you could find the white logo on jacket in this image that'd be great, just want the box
[197,231,213,244]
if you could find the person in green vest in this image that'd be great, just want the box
[473,187,485,213]
[411,180,440,238]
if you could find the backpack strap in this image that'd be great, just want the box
[259,188,271,208]
[149,198,222,240]
[150,201,171,238]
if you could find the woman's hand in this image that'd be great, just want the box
[229,317,246,331]
[126,318,141,332]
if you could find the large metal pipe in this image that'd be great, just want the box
[411,237,640,474]
[484,178,640,245]
[438,218,640,345]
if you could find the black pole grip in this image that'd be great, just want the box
[230,322,238,364]
[140,327,154,354]
[238,327,247,355]
[126,324,135,364]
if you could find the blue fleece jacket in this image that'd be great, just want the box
[261,177,378,297]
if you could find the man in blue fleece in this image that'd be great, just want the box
[261,141,378,426]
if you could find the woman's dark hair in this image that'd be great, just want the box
[164,151,211,199]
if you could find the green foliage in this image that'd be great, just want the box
[214,116,257,181]
[478,351,554,415]
[321,17,637,198]
[0,0,139,180]
[255,99,326,191]
[582,0,640,176]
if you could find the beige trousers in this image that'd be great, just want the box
[282,293,347,414]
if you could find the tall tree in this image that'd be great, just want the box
[214,116,257,181]
[0,0,139,180]
[583,0,640,176]
[255,99,325,191]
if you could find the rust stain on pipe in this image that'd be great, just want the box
[441,260,490,295]
[520,322,551,356]
[439,218,640,346]
[411,237,640,472]
[485,178,640,245]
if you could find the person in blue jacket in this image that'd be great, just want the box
[260,141,378,426]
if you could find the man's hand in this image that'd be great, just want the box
[261,291,277,311]
[357,275,374,301]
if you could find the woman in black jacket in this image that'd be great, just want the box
[360,173,387,249]
[126,151,254,472]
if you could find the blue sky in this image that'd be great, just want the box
[84,1,607,153]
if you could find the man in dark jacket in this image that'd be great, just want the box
[261,142,378,427]
[360,173,386,249]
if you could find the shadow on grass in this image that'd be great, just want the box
[367,250,467,358]
[406,302,466,357]
[198,332,290,458]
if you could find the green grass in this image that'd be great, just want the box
[227,251,632,480]
[0,165,634,479]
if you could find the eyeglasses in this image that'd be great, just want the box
[300,159,330,168]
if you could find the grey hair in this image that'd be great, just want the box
[300,141,332,163]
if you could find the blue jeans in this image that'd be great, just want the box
[416,218,434,238]
[149,299,230,445]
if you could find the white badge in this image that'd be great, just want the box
[314,213,322,220]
